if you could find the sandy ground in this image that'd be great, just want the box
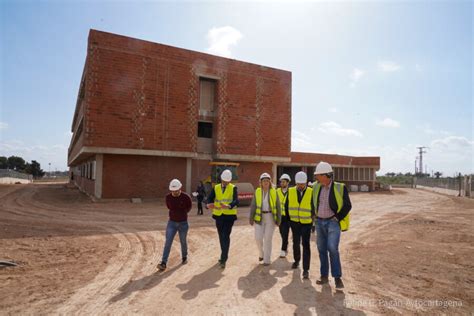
[0,183,473,315]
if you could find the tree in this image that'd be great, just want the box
[0,156,7,169]
[24,160,45,179]
[434,171,442,179]
[7,156,26,171]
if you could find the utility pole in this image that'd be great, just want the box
[417,147,428,175]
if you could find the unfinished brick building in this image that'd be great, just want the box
[68,29,380,199]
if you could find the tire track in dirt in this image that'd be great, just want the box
[55,227,159,314]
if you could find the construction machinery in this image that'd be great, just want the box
[203,162,254,206]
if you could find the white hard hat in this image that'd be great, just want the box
[260,172,271,180]
[221,169,232,182]
[279,173,291,182]
[295,171,307,184]
[169,179,182,191]
[314,161,333,175]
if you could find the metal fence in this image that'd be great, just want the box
[0,169,33,180]
[416,175,473,198]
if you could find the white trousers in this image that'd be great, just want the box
[254,212,276,264]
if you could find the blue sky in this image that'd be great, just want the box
[0,0,472,175]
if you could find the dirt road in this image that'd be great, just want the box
[1,184,472,315]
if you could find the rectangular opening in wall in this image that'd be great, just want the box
[198,122,213,138]
[197,121,213,153]
[199,78,216,116]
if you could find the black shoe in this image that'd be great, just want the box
[182,257,188,264]
[316,276,329,285]
[302,270,309,279]
[335,277,344,289]
[218,259,226,269]
[291,262,299,269]
[157,262,167,271]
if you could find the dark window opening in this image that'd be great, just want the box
[198,122,213,138]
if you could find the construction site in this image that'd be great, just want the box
[1,30,473,315]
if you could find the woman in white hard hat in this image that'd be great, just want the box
[249,173,281,265]
[206,169,239,269]
[157,179,192,271]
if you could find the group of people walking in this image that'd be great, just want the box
[156,162,352,289]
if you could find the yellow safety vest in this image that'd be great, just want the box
[254,187,278,223]
[288,186,313,224]
[313,182,350,231]
[213,183,238,216]
[276,188,288,216]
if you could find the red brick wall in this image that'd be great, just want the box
[236,161,274,188]
[81,29,291,158]
[71,163,95,197]
[101,154,187,198]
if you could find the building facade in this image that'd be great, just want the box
[68,30,379,199]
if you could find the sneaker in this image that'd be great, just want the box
[259,257,264,262]
[335,277,344,289]
[291,261,299,269]
[157,262,167,271]
[316,276,329,285]
[182,257,188,265]
[279,250,287,258]
[302,270,309,279]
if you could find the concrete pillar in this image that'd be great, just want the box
[186,158,192,194]
[95,154,103,199]
[272,162,277,185]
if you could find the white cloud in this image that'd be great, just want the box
[378,60,401,72]
[376,118,400,128]
[431,136,474,149]
[318,121,363,137]
[291,130,314,151]
[419,124,451,136]
[0,122,8,130]
[328,107,339,113]
[0,140,68,170]
[206,26,243,58]
[349,67,365,87]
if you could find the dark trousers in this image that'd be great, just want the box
[279,216,290,251]
[215,217,235,263]
[290,221,312,271]
[197,198,203,215]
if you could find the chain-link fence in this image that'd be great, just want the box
[415,175,473,198]
[0,169,33,180]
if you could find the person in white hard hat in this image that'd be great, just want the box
[206,169,239,268]
[313,161,352,289]
[277,173,291,258]
[249,173,281,265]
[157,179,192,271]
[284,171,315,279]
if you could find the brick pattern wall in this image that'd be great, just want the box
[101,154,187,199]
[70,30,291,162]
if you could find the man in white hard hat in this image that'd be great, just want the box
[313,161,352,289]
[284,171,315,279]
[277,173,291,258]
[206,169,239,268]
[157,179,192,271]
[249,173,281,265]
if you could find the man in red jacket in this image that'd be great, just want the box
[157,179,192,271]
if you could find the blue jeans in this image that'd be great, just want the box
[316,218,342,278]
[161,220,189,264]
